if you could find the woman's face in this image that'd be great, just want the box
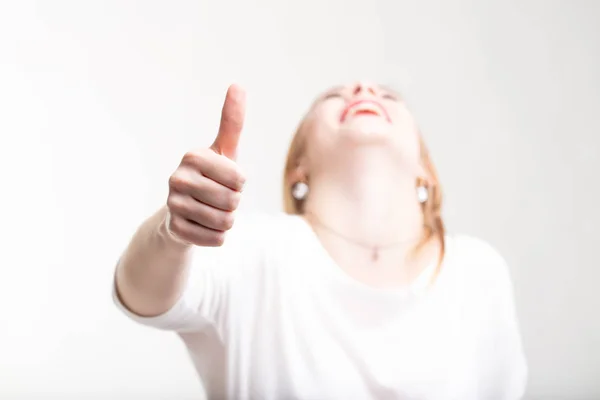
[301,82,423,174]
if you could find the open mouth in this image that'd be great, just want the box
[340,100,390,123]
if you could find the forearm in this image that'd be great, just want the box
[115,206,193,317]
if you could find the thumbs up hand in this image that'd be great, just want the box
[166,85,247,247]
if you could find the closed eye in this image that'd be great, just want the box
[323,92,343,100]
[382,93,398,101]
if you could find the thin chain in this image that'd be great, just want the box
[305,211,422,253]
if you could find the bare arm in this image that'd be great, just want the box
[114,84,246,321]
[114,206,192,317]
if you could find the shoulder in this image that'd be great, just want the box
[446,234,516,296]
[450,234,506,265]
[445,234,523,336]
[447,237,527,396]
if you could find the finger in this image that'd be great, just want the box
[169,168,241,211]
[167,193,235,232]
[181,149,246,192]
[211,84,246,160]
[168,214,226,247]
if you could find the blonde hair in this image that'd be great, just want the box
[282,100,446,280]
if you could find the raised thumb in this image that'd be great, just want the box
[211,84,246,160]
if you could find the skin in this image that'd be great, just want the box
[299,82,439,288]
[115,82,440,318]
[115,85,246,317]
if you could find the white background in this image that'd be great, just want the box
[0,1,598,399]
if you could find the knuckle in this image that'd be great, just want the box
[202,231,226,247]
[181,150,204,165]
[233,167,246,185]
[211,211,233,231]
[221,212,235,230]
[211,232,226,247]
[236,173,247,190]
[222,112,243,128]
[166,194,185,212]
[225,191,241,210]
[168,172,190,192]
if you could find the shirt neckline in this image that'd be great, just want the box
[292,214,449,300]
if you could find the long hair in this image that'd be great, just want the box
[282,103,446,282]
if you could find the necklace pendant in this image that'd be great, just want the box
[371,247,379,262]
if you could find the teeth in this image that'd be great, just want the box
[349,102,382,116]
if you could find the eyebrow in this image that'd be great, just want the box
[316,83,403,103]
[321,85,345,97]
[379,84,403,99]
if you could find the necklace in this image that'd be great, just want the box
[305,212,422,262]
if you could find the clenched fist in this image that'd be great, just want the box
[166,84,246,246]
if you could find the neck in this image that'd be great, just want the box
[304,147,424,250]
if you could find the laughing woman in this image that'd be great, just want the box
[113,82,527,399]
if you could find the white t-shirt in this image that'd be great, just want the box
[113,212,527,400]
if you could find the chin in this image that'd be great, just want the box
[339,121,392,145]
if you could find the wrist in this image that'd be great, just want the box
[158,208,193,253]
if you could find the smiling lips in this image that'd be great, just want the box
[340,100,391,123]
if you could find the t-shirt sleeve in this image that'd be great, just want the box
[487,260,528,399]
[112,211,270,334]
[460,236,528,399]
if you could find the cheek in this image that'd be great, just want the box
[390,109,422,158]
[400,133,422,163]
[299,120,330,166]
[313,103,342,130]
[304,107,341,147]
[390,106,417,132]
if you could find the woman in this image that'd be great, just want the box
[113,82,527,399]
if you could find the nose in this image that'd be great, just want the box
[351,82,377,97]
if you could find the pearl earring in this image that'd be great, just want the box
[417,185,429,203]
[292,182,309,200]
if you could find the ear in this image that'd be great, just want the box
[415,164,432,186]
[290,156,309,183]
